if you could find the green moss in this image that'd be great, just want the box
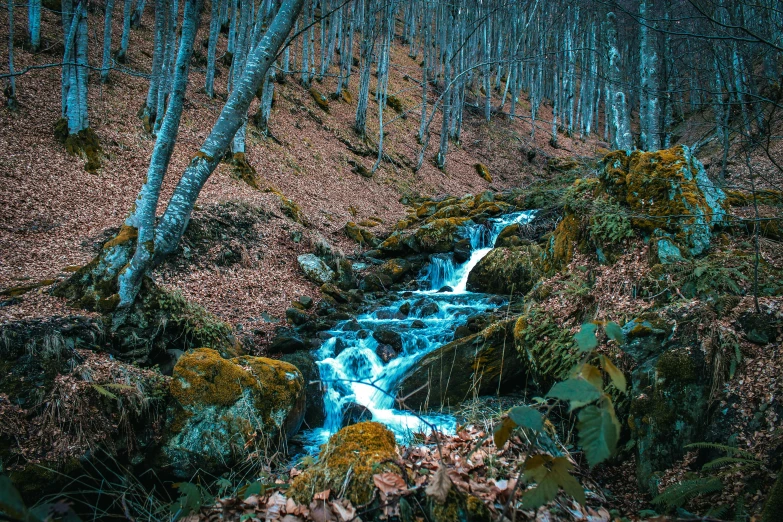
[171,348,304,430]
[230,152,261,189]
[288,422,397,506]
[55,123,103,173]
[474,163,492,183]
[656,350,697,384]
[386,95,404,113]
[310,87,330,112]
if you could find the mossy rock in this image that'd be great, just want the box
[474,163,492,183]
[309,87,330,112]
[599,146,726,257]
[409,217,473,253]
[344,221,376,245]
[162,348,305,478]
[288,422,397,505]
[229,152,261,189]
[466,245,544,296]
[399,318,523,410]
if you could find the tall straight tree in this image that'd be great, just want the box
[141,0,168,131]
[606,12,632,151]
[101,0,117,83]
[58,0,306,312]
[205,0,221,97]
[117,0,133,63]
[28,0,41,51]
[6,0,17,110]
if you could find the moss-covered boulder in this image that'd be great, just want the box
[410,217,473,253]
[288,422,398,505]
[600,146,726,258]
[624,306,730,495]
[466,245,544,296]
[161,348,305,478]
[344,221,377,245]
[398,318,523,410]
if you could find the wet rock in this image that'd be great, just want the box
[334,337,348,356]
[321,282,350,304]
[399,318,523,410]
[412,297,440,317]
[342,402,373,427]
[453,325,472,340]
[162,348,305,478]
[315,299,336,316]
[398,302,411,316]
[411,320,426,329]
[410,217,473,253]
[466,245,544,296]
[289,422,398,506]
[298,296,313,309]
[361,272,394,292]
[341,319,361,331]
[437,285,454,293]
[281,350,325,428]
[494,223,521,248]
[297,253,335,285]
[375,343,398,363]
[373,329,403,351]
[286,307,310,326]
[379,258,411,282]
[334,258,358,290]
[453,238,472,263]
[269,327,307,353]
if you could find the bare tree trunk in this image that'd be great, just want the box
[6,0,17,110]
[131,0,147,28]
[117,0,133,63]
[101,0,117,83]
[28,0,41,51]
[141,0,167,131]
[205,0,221,97]
[606,12,632,151]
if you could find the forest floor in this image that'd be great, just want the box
[0,4,600,347]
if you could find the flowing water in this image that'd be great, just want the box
[302,210,536,447]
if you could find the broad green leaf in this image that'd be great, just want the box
[604,321,624,344]
[493,416,516,448]
[0,475,30,519]
[577,400,620,467]
[173,482,203,518]
[521,455,585,509]
[599,355,627,393]
[508,406,544,433]
[546,378,602,410]
[580,364,603,391]
[574,323,598,352]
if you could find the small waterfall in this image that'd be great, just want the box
[303,210,536,448]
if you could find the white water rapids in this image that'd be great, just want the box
[302,210,536,448]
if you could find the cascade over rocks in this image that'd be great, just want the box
[161,348,305,478]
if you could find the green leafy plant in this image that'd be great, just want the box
[493,321,627,509]
[171,482,213,521]
[588,198,634,247]
[652,443,763,514]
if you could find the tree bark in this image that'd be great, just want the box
[28,0,41,51]
[101,0,117,83]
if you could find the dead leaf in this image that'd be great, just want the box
[373,472,406,496]
[425,464,452,504]
[328,499,357,522]
[314,489,331,501]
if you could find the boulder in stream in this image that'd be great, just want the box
[398,318,522,410]
[466,244,544,296]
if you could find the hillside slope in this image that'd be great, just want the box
[0,4,600,341]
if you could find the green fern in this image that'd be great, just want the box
[701,456,762,471]
[651,477,723,508]
[684,442,757,460]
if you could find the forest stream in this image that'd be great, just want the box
[304,211,536,447]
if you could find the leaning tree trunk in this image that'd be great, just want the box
[57,0,305,314]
